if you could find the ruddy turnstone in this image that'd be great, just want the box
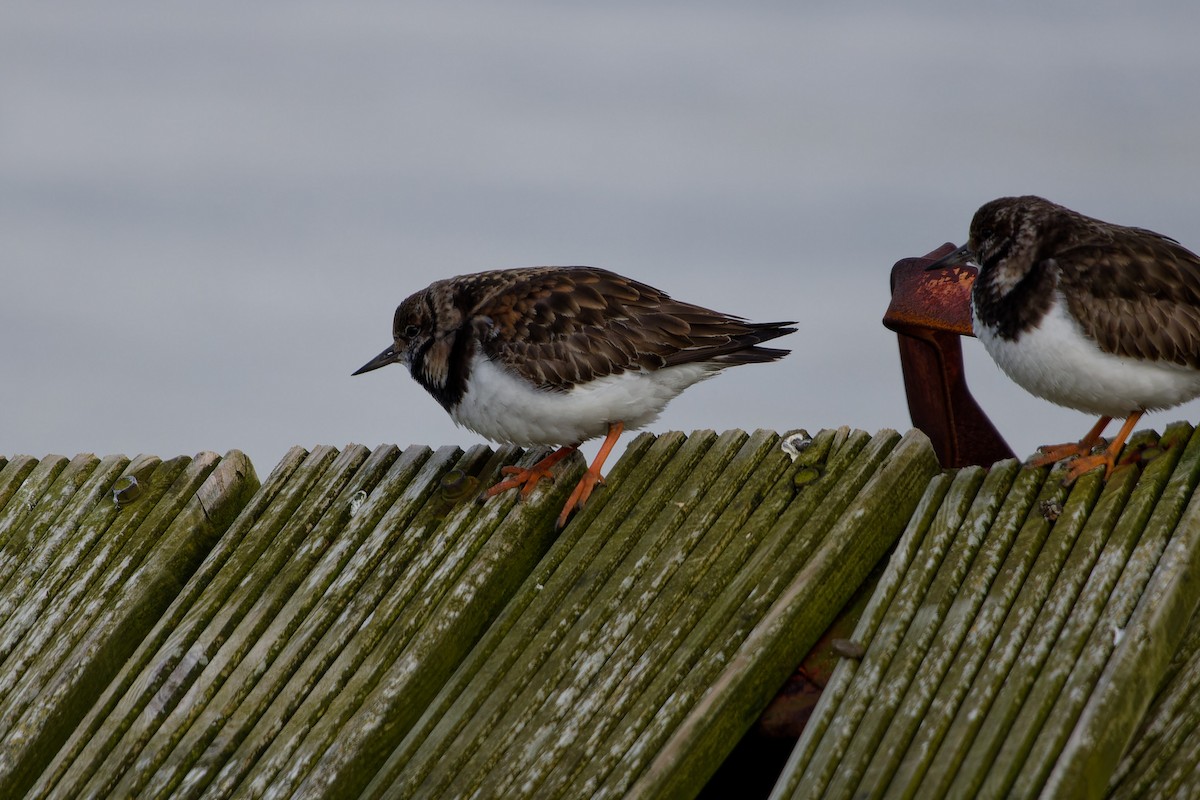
[353,266,796,526]
[928,195,1200,482]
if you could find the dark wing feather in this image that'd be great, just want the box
[1060,228,1200,368]
[468,266,795,389]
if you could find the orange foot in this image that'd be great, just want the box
[1033,412,1143,485]
[1027,415,1111,469]
[557,421,624,529]
[485,445,576,500]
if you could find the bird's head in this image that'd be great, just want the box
[927,195,1061,293]
[353,291,435,377]
[353,285,467,402]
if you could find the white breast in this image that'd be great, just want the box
[448,352,718,446]
[974,292,1200,417]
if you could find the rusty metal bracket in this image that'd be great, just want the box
[883,244,1015,468]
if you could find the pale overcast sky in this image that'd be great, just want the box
[4,1,1200,472]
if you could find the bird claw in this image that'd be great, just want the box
[484,446,577,502]
[557,469,605,529]
[1028,439,1105,468]
[485,465,554,499]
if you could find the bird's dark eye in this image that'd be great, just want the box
[404,324,420,338]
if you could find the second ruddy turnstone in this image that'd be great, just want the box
[928,195,1200,482]
[354,266,796,526]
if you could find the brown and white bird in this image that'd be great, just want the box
[353,266,795,526]
[928,195,1200,482]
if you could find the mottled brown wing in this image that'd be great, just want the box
[467,267,794,389]
[1060,228,1200,368]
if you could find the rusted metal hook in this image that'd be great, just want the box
[883,244,1015,468]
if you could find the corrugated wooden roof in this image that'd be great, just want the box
[0,450,257,795]
[4,428,938,799]
[6,424,1200,798]
[772,422,1200,800]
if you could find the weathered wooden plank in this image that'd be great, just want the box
[626,430,939,800]
[989,429,1188,799]
[226,442,509,798]
[32,446,324,799]
[277,444,585,800]
[567,430,859,799]
[109,444,387,799]
[861,463,1082,799]
[600,428,880,799]
[889,465,1103,800]
[0,455,193,743]
[184,444,437,798]
[0,454,132,663]
[361,432,670,800]
[0,454,95,591]
[193,443,485,798]
[1042,424,1200,798]
[787,459,1031,800]
[479,429,768,799]
[0,450,257,798]
[769,468,960,800]
[844,462,1070,800]
[533,430,791,798]
[390,431,719,800]
[1107,609,1200,797]
[0,456,40,528]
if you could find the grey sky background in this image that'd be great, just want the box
[4,1,1200,472]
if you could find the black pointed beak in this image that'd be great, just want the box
[925,243,976,271]
[352,344,401,376]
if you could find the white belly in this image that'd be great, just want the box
[449,352,718,446]
[974,294,1200,417]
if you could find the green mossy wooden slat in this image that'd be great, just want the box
[0,451,257,798]
[279,444,584,800]
[588,429,882,798]
[30,446,315,800]
[453,431,801,800]
[566,429,858,799]
[1114,673,1200,800]
[0,454,132,659]
[141,442,412,799]
[363,432,672,800]
[395,430,713,800]
[787,459,1030,800]
[943,461,1143,799]
[1042,425,1200,799]
[1108,609,1200,798]
[231,443,511,797]
[0,456,39,520]
[478,429,769,799]
[534,430,791,799]
[0,455,69,553]
[471,430,751,796]
[768,469,960,800]
[114,444,390,799]
[0,455,188,721]
[866,464,1086,800]
[597,429,891,797]
[627,430,940,800]
[201,442,489,798]
[187,444,438,799]
[887,467,1104,800]
[0,454,96,592]
[0,454,194,768]
[999,429,1191,799]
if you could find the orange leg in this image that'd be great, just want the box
[1060,411,1143,484]
[485,444,577,499]
[558,421,624,529]
[1028,415,1111,468]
